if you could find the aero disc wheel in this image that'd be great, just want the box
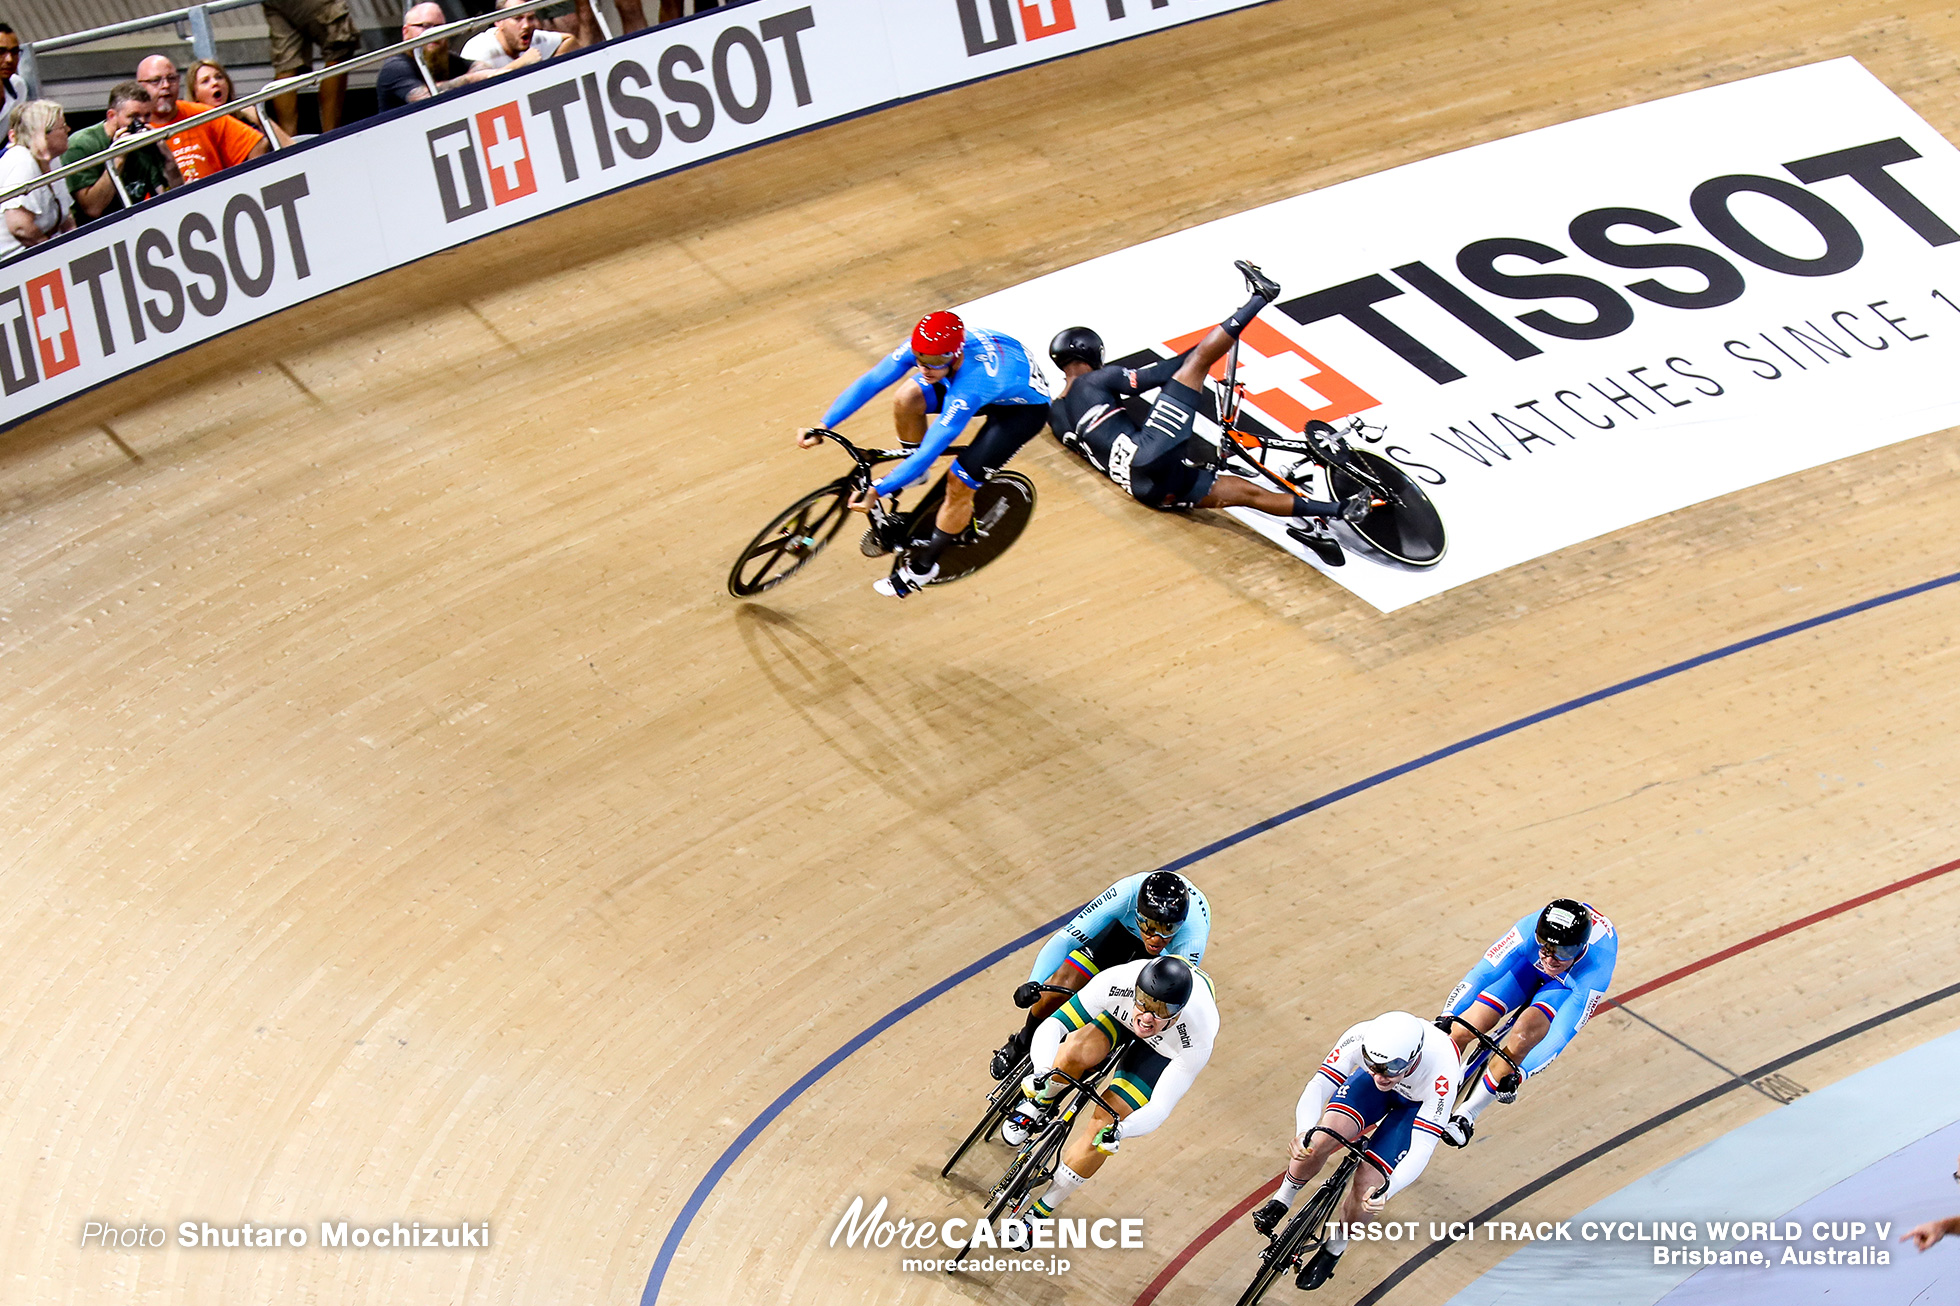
[727,482,852,597]
[931,472,1037,585]
[1329,451,1447,567]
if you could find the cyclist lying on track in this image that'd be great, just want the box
[1046,260,1375,568]
[798,311,1049,598]
[1250,1010,1459,1291]
[988,870,1211,1080]
[1004,955,1218,1220]
[1437,898,1618,1145]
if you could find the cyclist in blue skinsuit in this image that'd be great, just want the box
[1436,898,1618,1145]
[798,310,1051,598]
[988,869,1211,1080]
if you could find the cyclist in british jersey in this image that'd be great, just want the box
[798,312,1050,598]
[1436,898,1619,1145]
[1249,1011,1460,1291]
[1046,260,1374,567]
[987,870,1211,1080]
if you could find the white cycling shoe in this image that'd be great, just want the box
[873,559,939,598]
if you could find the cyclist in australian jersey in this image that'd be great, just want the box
[1003,955,1219,1223]
[988,870,1211,1080]
[799,312,1050,597]
[1045,261,1375,567]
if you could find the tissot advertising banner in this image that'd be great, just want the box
[0,0,1272,429]
[961,58,1960,611]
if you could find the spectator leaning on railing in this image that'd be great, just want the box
[0,100,76,259]
[136,55,269,183]
[61,82,182,221]
[462,0,579,72]
[375,3,545,111]
[261,0,361,137]
[0,24,24,126]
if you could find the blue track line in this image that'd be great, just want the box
[641,567,1960,1305]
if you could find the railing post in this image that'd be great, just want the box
[19,44,39,98]
[188,4,218,61]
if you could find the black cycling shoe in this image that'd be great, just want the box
[1287,523,1346,568]
[990,1030,1030,1081]
[1251,1198,1289,1237]
[1295,1245,1340,1290]
[1235,259,1282,303]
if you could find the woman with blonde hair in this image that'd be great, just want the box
[0,100,76,259]
[187,59,294,148]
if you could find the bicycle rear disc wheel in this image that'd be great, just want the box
[1329,451,1447,567]
[930,472,1037,586]
[727,481,852,597]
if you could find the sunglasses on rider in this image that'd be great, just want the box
[1134,991,1182,1020]
[1540,941,1586,963]
[1361,1048,1417,1078]
[1137,915,1175,942]
[915,351,959,369]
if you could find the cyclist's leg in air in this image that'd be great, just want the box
[892,378,945,448]
[909,405,1048,573]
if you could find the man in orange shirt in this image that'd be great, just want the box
[135,55,268,183]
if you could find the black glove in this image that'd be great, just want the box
[1495,1070,1522,1097]
[1012,981,1043,1009]
[1433,1014,1455,1033]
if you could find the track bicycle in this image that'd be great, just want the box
[942,981,1076,1178]
[726,428,1036,597]
[951,1054,1118,1269]
[1439,1011,1525,1138]
[1206,344,1448,568]
[1235,1126,1380,1306]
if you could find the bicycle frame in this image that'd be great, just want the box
[1209,348,1401,506]
[1442,1011,1524,1103]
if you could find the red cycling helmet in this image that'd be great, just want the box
[911,311,965,360]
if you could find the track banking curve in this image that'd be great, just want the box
[642,568,1960,1305]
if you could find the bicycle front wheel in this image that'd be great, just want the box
[1234,1157,1356,1306]
[943,1055,1030,1178]
[727,481,853,597]
[1329,451,1447,567]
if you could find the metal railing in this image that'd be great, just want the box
[0,0,602,213]
[19,0,271,99]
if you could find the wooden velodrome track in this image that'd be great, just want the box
[5,1,1960,1303]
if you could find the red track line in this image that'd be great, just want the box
[1128,855,1960,1306]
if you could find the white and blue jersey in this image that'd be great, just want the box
[1442,904,1618,1079]
[1026,871,1212,984]
[819,328,1049,496]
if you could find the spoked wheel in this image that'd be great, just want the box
[900,473,1038,586]
[943,1054,1030,1178]
[1329,450,1446,567]
[727,481,853,597]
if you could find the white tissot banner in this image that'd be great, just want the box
[960,58,1960,611]
[0,0,1272,429]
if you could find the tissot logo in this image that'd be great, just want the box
[0,286,38,395]
[476,103,538,205]
[957,0,1087,55]
[1163,317,1379,429]
[25,271,79,380]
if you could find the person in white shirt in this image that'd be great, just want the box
[1249,1011,1461,1291]
[0,100,76,260]
[462,0,576,71]
[1002,954,1218,1221]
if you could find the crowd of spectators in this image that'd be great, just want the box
[0,0,721,259]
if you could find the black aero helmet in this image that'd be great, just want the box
[1136,871,1190,930]
[1136,955,1194,1016]
[1048,326,1104,371]
[1535,899,1591,960]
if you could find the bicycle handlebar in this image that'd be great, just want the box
[1438,1013,1521,1087]
[1013,981,1077,1009]
[1302,1126,1390,1203]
